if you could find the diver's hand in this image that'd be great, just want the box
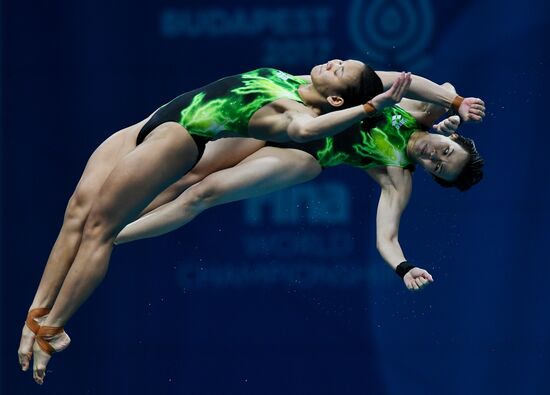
[458,97,485,123]
[370,71,412,111]
[403,267,434,291]
[433,115,460,135]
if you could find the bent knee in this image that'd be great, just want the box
[287,151,322,181]
[81,208,118,243]
[185,182,221,212]
[64,190,93,225]
[302,154,322,179]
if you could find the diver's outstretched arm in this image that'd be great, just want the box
[367,166,434,291]
[399,82,458,127]
[376,71,485,123]
[285,73,411,143]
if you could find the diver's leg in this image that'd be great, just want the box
[18,118,149,372]
[115,146,321,244]
[141,138,266,215]
[191,147,322,208]
[31,122,198,385]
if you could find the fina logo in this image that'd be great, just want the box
[348,0,433,70]
[243,182,350,226]
[391,114,405,129]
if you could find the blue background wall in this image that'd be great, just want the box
[2,1,549,394]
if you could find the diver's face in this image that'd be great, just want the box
[408,132,469,181]
[310,59,365,102]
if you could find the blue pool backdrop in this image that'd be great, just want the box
[1,0,549,394]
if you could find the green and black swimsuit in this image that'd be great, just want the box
[137,68,308,161]
[268,105,420,171]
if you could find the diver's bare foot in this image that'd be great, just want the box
[18,309,50,372]
[18,325,37,371]
[32,328,71,385]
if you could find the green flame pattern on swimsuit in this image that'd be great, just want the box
[316,105,419,169]
[178,68,306,137]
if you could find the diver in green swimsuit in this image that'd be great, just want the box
[112,88,484,290]
[136,68,315,164]
[112,95,484,291]
[18,58,485,385]
[139,69,312,139]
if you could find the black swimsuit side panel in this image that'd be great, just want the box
[136,86,209,164]
[136,71,305,166]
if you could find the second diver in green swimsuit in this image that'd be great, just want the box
[114,97,485,290]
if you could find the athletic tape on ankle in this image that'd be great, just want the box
[25,308,51,335]
[36,326,64,355]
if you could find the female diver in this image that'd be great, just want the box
[18,60,485,384]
